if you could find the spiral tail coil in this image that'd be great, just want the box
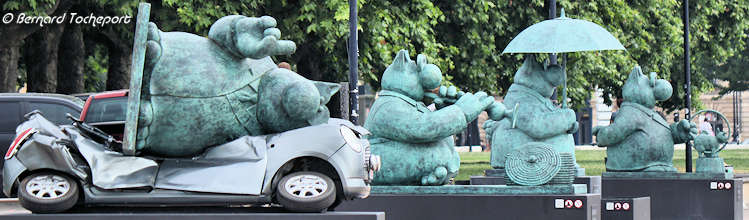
[505,142,561,186]
[548,153,575,185]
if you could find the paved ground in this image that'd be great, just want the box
[3,179,749,218]
[744,178,749,220]
[0,198,29,215]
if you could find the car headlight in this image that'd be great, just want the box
[340,126,362,152]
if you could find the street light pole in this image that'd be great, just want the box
[683,0,693,172]
[549,0,557,65]
[734,92,742,143]
[347,0,360,125]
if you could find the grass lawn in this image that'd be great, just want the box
[456,149,749,181]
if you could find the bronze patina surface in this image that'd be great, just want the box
[126,13,339,157]
[484,55,579,173]
[594,66,697,172]
[365,50,494,186]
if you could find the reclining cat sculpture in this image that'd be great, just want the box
[134,15,339,157]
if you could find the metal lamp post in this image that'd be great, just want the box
[549,0,557,65]
[683,0,693,172]
[347,0,360,125]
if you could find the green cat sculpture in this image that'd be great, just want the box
[135,15,340,157]
[485,55,580,173]
[593,66,697,172]
[365,50,494,185]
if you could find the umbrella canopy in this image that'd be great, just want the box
[502,9,625,54]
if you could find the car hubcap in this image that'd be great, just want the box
[26,175,70,199]
[284,174,328,198]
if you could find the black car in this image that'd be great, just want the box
[0,93,83,162]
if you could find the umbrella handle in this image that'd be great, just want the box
[561,54,568,109]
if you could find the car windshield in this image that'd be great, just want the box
[85,96,127,123]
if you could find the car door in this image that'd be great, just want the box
[0,100,22,164]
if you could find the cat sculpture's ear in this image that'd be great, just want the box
[391,49,411,71]
[313,81,341,104]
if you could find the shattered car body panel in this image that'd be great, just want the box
[155,136,268,195]
[67,127,157,189]
[2,157,25,196]
[6,113,88,187]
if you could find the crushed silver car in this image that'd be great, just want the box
[3,111,380,213]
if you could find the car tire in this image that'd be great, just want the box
[276,171,336,212]
[18,172,79,213]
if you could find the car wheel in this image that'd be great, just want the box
[276,171,336,212]
[18,172,79,213]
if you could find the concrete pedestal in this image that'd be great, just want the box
[601,197,650,220]
[337,193,601,220]
[602,173,742,220]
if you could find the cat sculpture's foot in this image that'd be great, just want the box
[421,166,449,185]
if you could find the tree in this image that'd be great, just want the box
[24,22,65,92]
[4,0,747,110]
[75,0,139,90]
[428,0,749,112]
[57,20,85,94]
[0,0,74,92]
[708,38,749,95]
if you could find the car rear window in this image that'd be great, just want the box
[85,96,128,123]
[28,102,80,125]
[0,102,21,132]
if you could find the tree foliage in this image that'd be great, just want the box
[429,0,749,112]
[711,44,749,95]
[2,0,748,112]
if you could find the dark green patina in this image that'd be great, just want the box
[504,143,576,186]
[594,66,697,172]
[366,50,495,186]
[125,6,339,157]
[123,3,150,155]
[484,10,627,180]
[484,55,580,174]
[692,109,733,178]
[502,9,625,54]
[371,184,587,195]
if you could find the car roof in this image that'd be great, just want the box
[71,92,94,101]
[0,93,86,107]
[91,90,129,99]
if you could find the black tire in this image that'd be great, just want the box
[276,171,336,212]
[18,172,79,213]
